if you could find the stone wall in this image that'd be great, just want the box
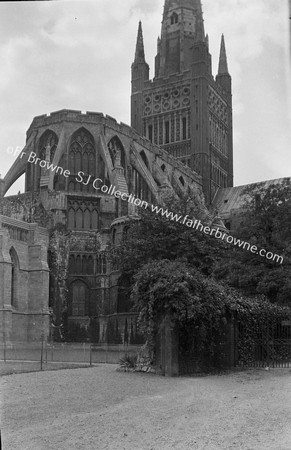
[0,215,50,342]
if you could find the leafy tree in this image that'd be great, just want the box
[215,181,291,304]
[120,191,226,281]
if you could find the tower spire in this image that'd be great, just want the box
[164,0,203,14]
[134,21,146,63]
[218,34,229,75]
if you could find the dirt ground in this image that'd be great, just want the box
[1,365,290,450]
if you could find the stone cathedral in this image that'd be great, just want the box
[0,0,234,343]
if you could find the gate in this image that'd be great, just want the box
[236,317,291,368]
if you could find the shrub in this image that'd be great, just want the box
[119,353,138,371]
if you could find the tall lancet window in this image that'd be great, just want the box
[171,13,178,25]
[68,128,96,192]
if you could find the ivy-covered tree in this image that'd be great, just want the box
[132,259,291,367]
[215,180,291,305]
[131,259,228,351]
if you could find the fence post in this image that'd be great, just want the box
[40,335,44,371]
[90,344,92,366]
[45,341,48,364]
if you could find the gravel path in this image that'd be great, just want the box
[1,365,291,450]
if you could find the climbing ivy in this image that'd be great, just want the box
[48,224,71,338]
[131,259,291,368]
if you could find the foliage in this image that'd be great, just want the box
[49,226,102,338]
[215,180,291,305]
[131,259,291,368]
[69,232,101,252]
[131,259,228,352]
[118,185,291,369]
[229,292,291,366]
[119,353,138,371]
[118,346,155,373]
[48,224,71,326]
[120,191,226,281]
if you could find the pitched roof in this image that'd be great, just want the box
[213,177,291,218]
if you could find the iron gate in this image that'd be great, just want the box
[236,318,291,368]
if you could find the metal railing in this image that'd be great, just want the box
[0,340,142,370]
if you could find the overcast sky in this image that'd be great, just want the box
[0,0,290,195]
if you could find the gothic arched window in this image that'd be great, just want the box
[171,13,178,25]
[10,248,19,308]
[67,128,96,192]
[70,280,88,316]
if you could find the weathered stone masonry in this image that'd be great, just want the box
[0,215,49,342]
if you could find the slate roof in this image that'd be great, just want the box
[213,177,291,219]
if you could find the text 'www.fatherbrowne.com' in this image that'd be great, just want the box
[150,204,284,265]
[21,150,284,265]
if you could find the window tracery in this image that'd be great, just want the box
[67,197,99,230]
[70,280,88,316]
[68,128,96,192]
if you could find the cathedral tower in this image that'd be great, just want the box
[131,0,233,204]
